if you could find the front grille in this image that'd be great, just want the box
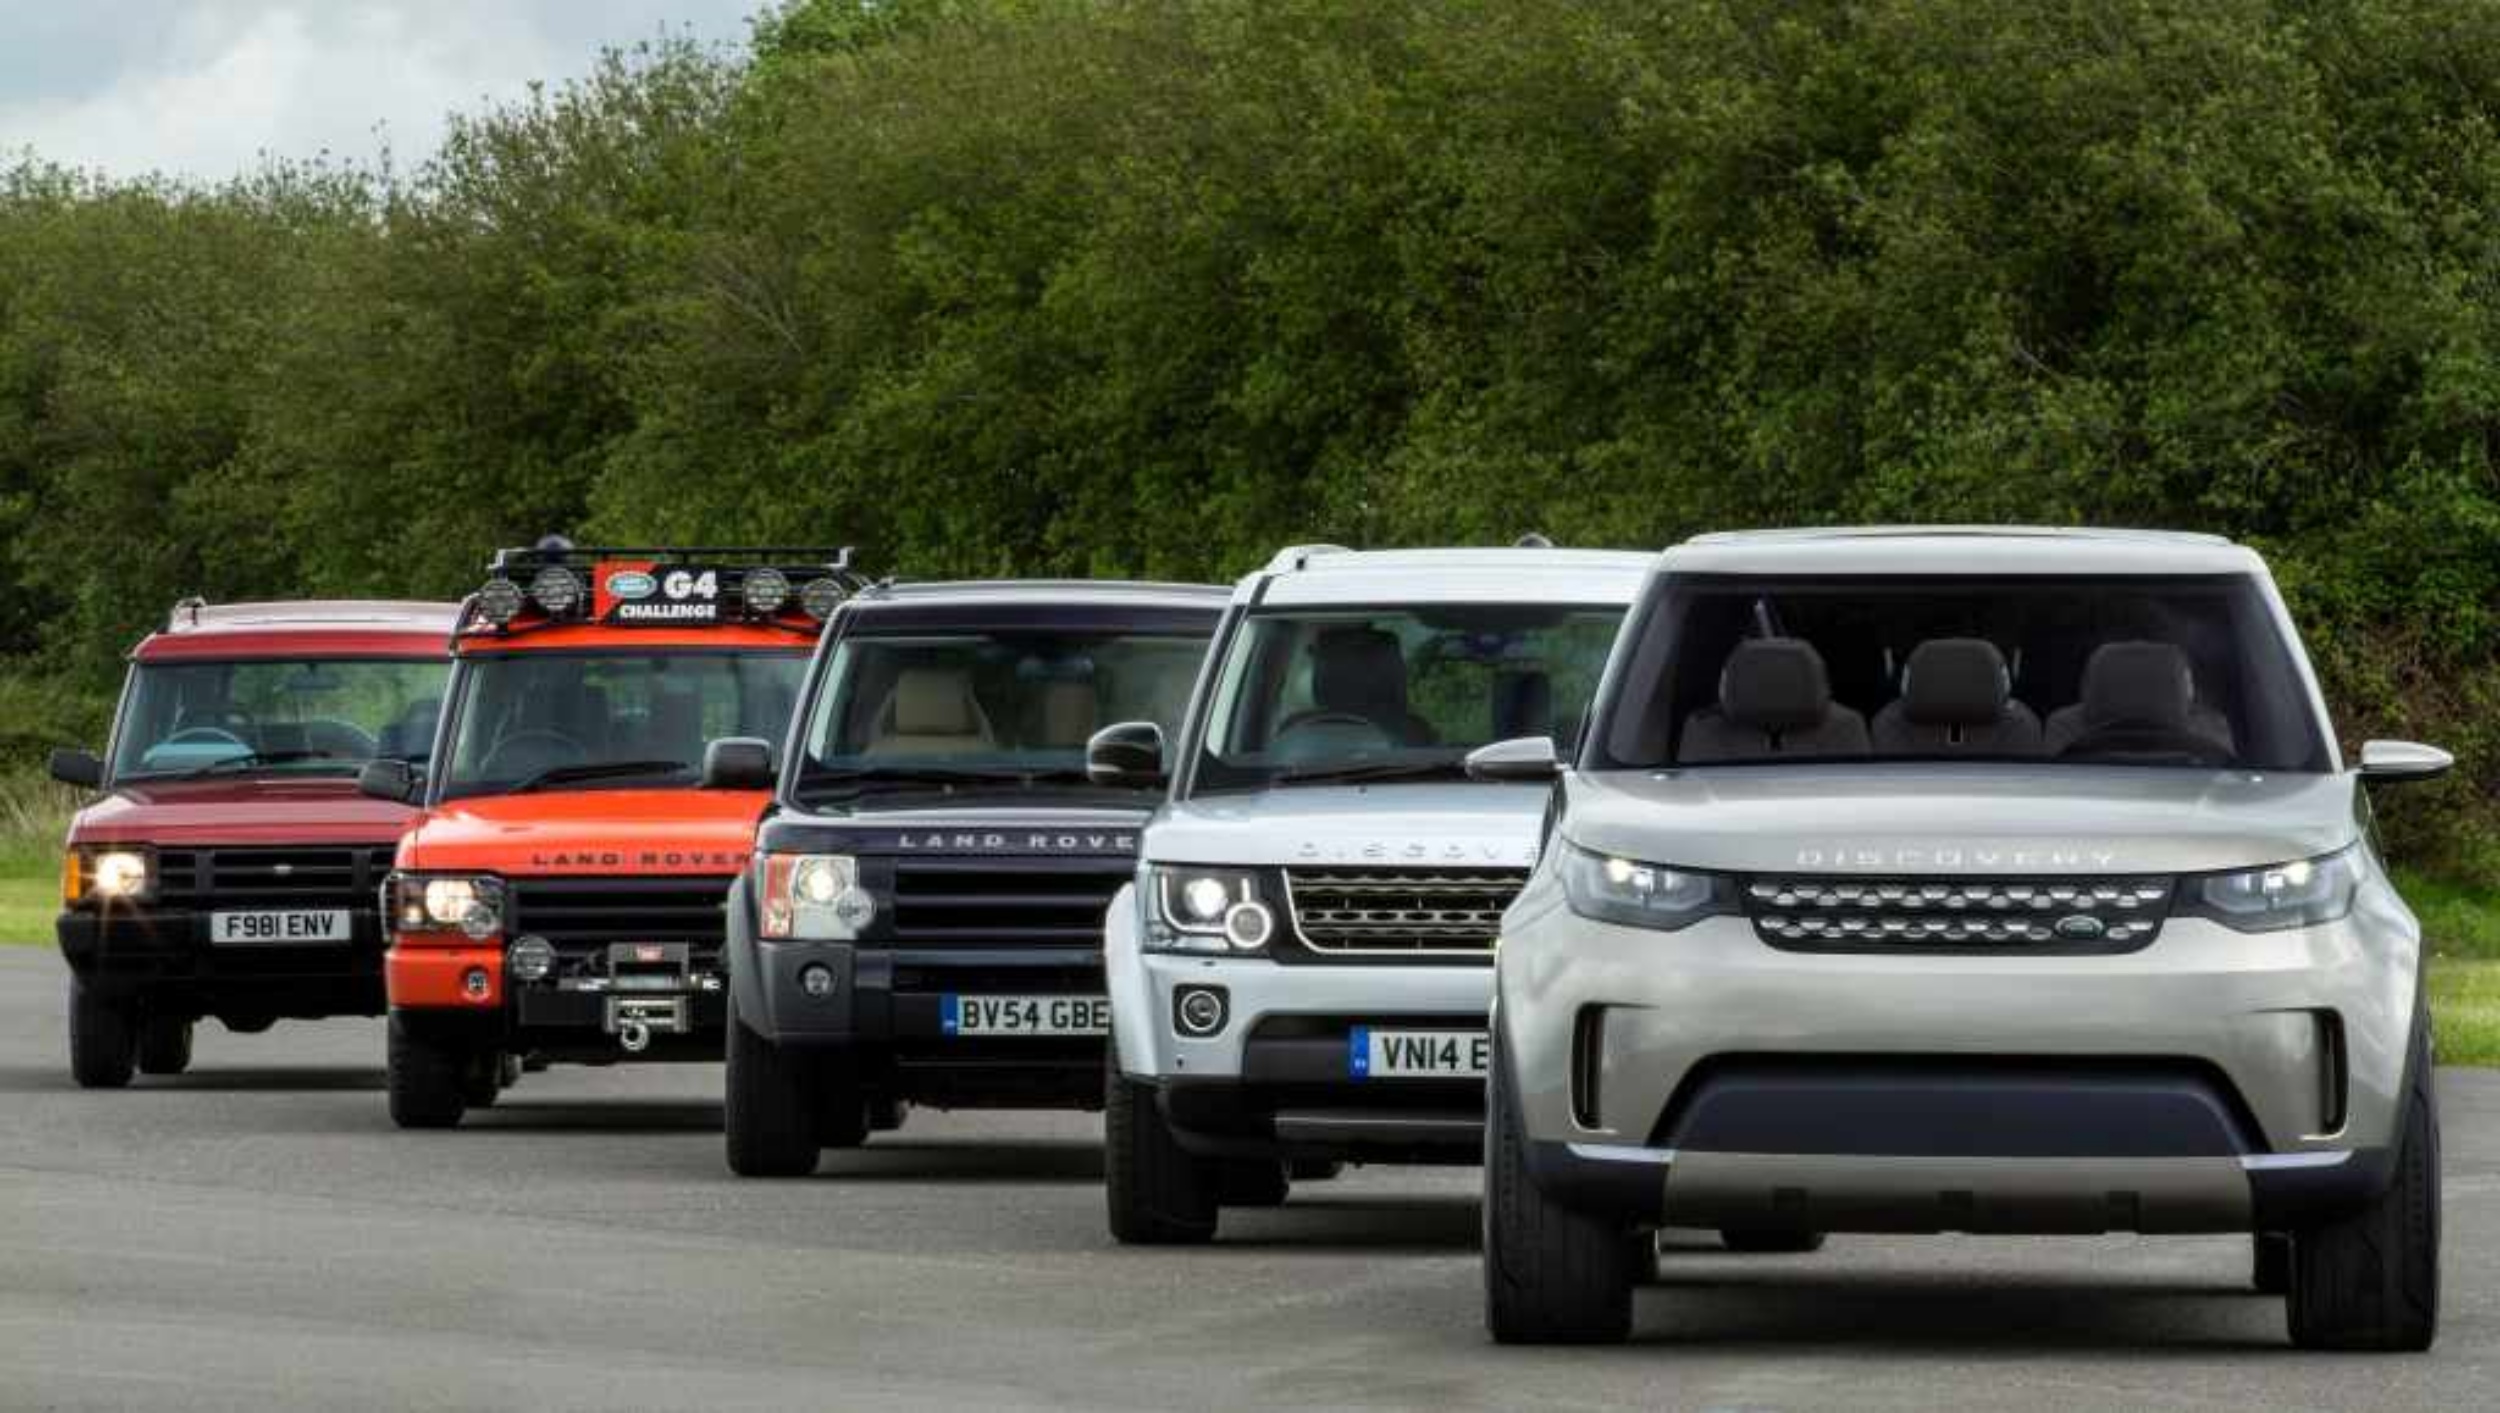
[1743,876,2175,953]
[885,858,1130,948]
[505,877,732,964]
[156,847,393,909]
[1283,868,1530,955]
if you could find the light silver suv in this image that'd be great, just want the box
[1091,543,1651,1242]
[1478,527,2451,1349]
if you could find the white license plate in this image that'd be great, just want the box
[210,909,350,945]
[941,994,1109,1037]
[1350,1026,1489,1079]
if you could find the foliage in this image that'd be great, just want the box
[1,0,2497,876]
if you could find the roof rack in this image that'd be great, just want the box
[454,539,870,643]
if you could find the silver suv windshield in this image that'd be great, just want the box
[111,658,448,780]
[795,628,1210,802]
[1592,574,2332,772]
[1192,604,1625,793]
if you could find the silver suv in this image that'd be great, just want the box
[1479,527,2452,1349]
[1091,543,1651,1242]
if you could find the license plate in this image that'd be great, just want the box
[1349,1026,1489,1079]
[941,995,1110,1037]
[210,909,350,945]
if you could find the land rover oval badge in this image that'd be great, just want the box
[2055,914,2107,941]
[608,570,658,601]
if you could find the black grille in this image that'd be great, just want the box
[156,847,393,909]
[885,858,1129,947]
[506,877,732,959]
[1743,876,2175,954]
[1282,868,1529,955]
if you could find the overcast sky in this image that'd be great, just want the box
[0,1,761,181]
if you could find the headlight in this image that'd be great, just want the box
[759,853,876,940]
[1148,866,1271,954]
[2194,847,2362,933]
[1557,842,1733,932]
[388,874,506,939]
[64,848,153,905]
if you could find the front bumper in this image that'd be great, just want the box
[388,942,728,1060]
[1498,879,2423,1231]
[59,908,386,1018]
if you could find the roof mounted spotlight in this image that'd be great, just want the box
[799,574,849,621]
[535,533,576,554]
[742,566,791,616]
[477,578,525,627]
[529,565,584,617]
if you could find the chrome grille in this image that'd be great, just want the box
[1744,876,2174,951]
[886,858,1129,948]
[1283,868,1529,954]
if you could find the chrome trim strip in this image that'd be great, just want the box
[2241,1150,2353,1171]
[1565,1142,1678,1166]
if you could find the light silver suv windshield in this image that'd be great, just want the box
[1592,573,2331,772]
[1192,604,1624,793]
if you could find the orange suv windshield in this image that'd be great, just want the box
[438,649,806,799]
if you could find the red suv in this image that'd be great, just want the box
[52,599,457,1087]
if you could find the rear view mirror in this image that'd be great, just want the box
[1086,721,1166,790]
[703,737,777,791]
[357,759,419,804]
[1465,736,1562,783]
[2359,739,2453,785]
[49,749,103,789]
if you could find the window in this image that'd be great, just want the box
[111,658,449,780]
[439,650,808,798]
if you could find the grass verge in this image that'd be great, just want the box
[0,867,50,945]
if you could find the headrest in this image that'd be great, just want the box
[1718,638,1833,733]
[1900,639,2011,726]
[890,669,981,736]
[1311,627,1409,719]
[2080,640,2194,730]
[1491,671,1553,739]
[1035,679,1097,747]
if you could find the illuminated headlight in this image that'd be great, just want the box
[743,567,791,616]
[759,853,875,940]
[529,565,584,616]
[65,848,153,905]
[389,874,507,937]
[800,576,847,621]
[1148,866,1266,954]
[2195,847,2362,933]
[1557,842,1732,932]
[477,577,525,626]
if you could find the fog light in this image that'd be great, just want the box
[462,967,492,1001]
[1223,900,1274,952]
[1175,985,1228,1038]
[508,935,555,982]
[800,963,835,999]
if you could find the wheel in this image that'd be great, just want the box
[1288,1159,1344,1183]
[2252,1232,2291,1295]
[867,1095,909,1132]
[68,977,136,1089]
[459,1051,505,1109]
[1105,1062,1217,1244]
[724,992,823,1177]
[2287,1016,2439,1351]
[1721,1228,1827,1254]
[817,1053,870,1150]
[1218,1160,1291,1208]
[386,1014,470,1129]
[136,1015,195,1076]
[1484,1036,1634,1344]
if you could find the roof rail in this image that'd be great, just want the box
[170,596,208,630]
[1263,544,1351,574]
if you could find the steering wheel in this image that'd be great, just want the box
[161,727,249,751]
[480,729,587,781]
[296,719,378,759]
[2055,721,2235,767]
[1275,710,1394,741]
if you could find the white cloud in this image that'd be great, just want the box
[0,1,757,182]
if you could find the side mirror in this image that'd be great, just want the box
[1086,721,1166,790]
[357,759,419,804]
[703,737,777,791]
[2359,739,2453,785]
[48,749,103,789]
[1466,736,1562,783]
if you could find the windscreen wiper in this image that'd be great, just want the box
[1272,759,1471,787]
[800,765,1036,797]
[177,749,339,779]
[510,759,692,794]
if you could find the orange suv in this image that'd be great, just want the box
[368,540,859,1127]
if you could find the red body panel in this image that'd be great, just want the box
[66,776,421,848]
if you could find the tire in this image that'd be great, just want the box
[1721,1228,1827,1255]
[1484,1038,1635,1344]
[2252,1232,2292,1295]
[386,1014,470,1130]
[459,1051,505,1109]
[867,1096,909,1133]
[136,1015,195,1076]
[68,977,137,1089]
[2287,1016,2439,1351]
[724,993,823,1178]
[1218,1160,1291,1208]
[1288,1159,1344,1183]
[1105,1063,1217,1245]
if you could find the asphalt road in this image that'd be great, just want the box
[2,947,2495,1412]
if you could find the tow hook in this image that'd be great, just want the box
[617,1019,652,1053]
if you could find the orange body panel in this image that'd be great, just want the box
[387,944,506,1009]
